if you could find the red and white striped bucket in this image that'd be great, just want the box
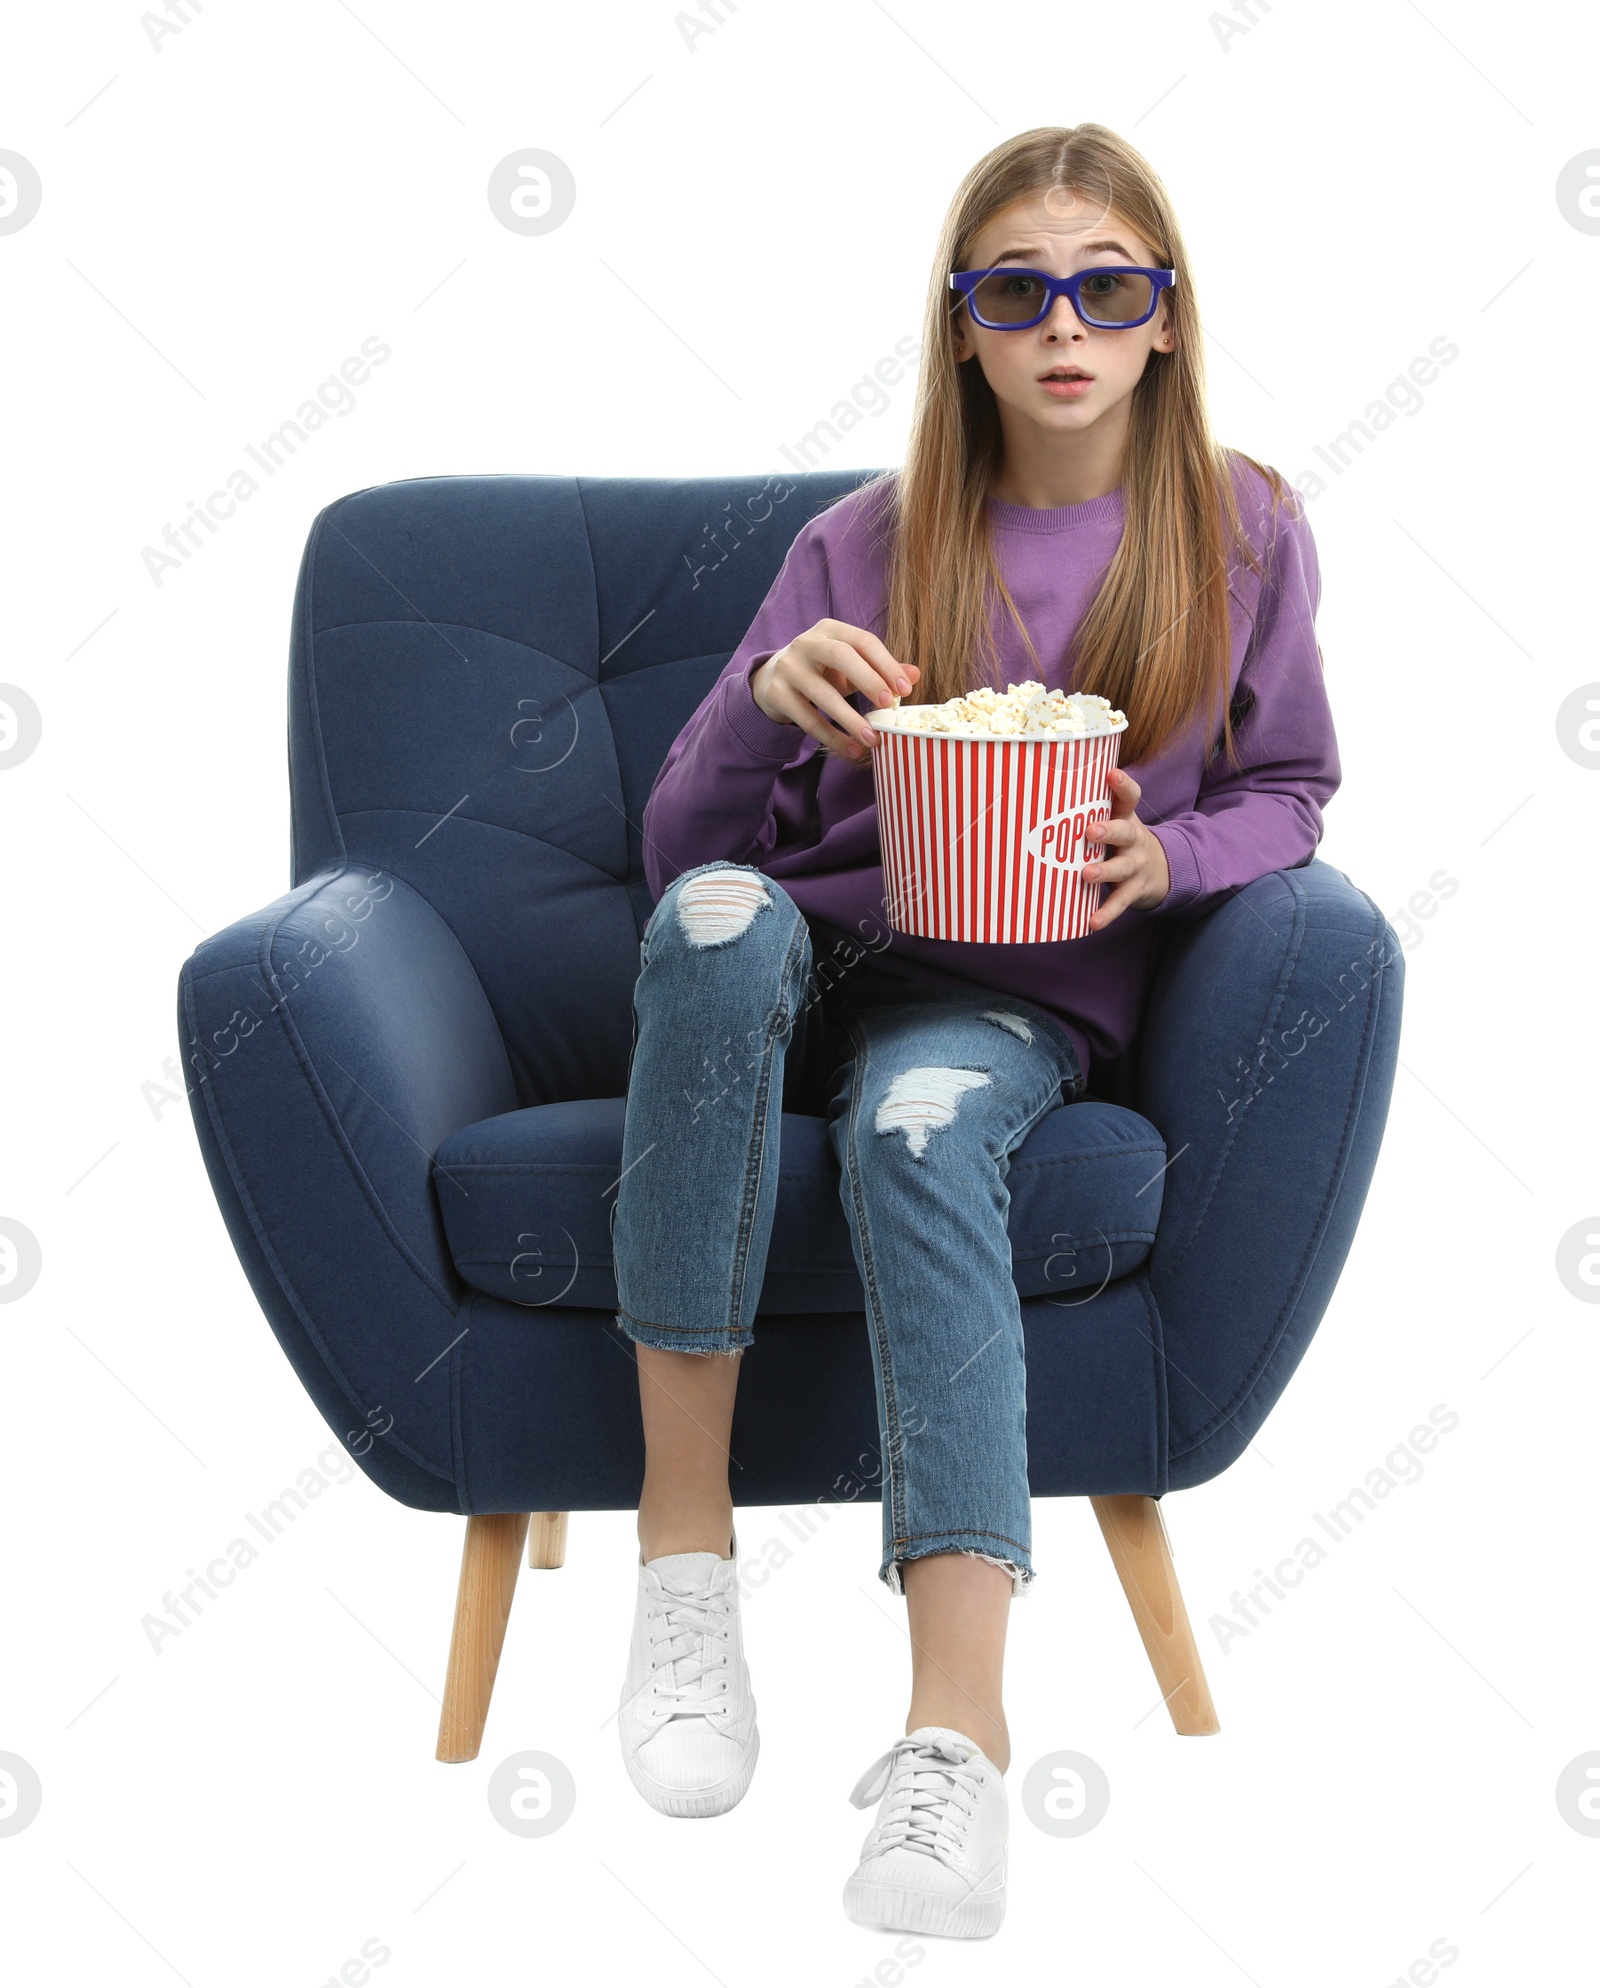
[867,712,1126,943]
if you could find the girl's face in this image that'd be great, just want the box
[950,189,1176,448]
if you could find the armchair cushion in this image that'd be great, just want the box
[431,1092,1167,1313]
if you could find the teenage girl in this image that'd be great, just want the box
[609,121,1339,1940]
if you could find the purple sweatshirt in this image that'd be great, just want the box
[641,457,1340,1087]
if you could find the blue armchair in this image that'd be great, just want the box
[177,469,1403,1761]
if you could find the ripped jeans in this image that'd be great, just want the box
[610,861,1086,1598]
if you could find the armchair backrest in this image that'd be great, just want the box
[287,470,874,1108]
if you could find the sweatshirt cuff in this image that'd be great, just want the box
[1148,819,1207,916]
[719,653,807,761]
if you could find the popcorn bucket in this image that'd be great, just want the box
[866,706,1127,943]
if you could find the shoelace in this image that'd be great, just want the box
[642,1574,734,1719]
[849,1734,983,1858]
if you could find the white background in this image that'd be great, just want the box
[3,0,1597,1981]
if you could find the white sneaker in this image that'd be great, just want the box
[617,1527,758,1818]
[843,1726,1008,1938]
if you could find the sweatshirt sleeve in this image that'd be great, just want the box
[641,516,833,901]
[1145,489,1341,919]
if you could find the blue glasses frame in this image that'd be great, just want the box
[948,264,1175,331]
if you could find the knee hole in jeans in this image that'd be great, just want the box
[676,869,771,947]
[873,1064,993,1159]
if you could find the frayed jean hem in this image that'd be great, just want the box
[614,1309,749,1357]
[881,1538,1035,1600]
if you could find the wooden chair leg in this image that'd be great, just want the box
[436,1513,530,1763]
[1091,1494,1220,1736]
[529,1511,568,1569]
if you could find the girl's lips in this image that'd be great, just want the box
[1040,376,1092,398]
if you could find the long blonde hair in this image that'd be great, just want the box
[854,123,1292,772]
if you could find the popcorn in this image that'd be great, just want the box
[869,678,1126,741]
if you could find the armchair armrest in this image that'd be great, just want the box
[1134,858,1404,1487]
[177,865,518,1510]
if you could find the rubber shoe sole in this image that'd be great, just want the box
[842,1871,1005,1940]
[624,1725,760,1819]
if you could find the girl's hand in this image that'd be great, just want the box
[751,619,919,764]
[1084,769,1171,929]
